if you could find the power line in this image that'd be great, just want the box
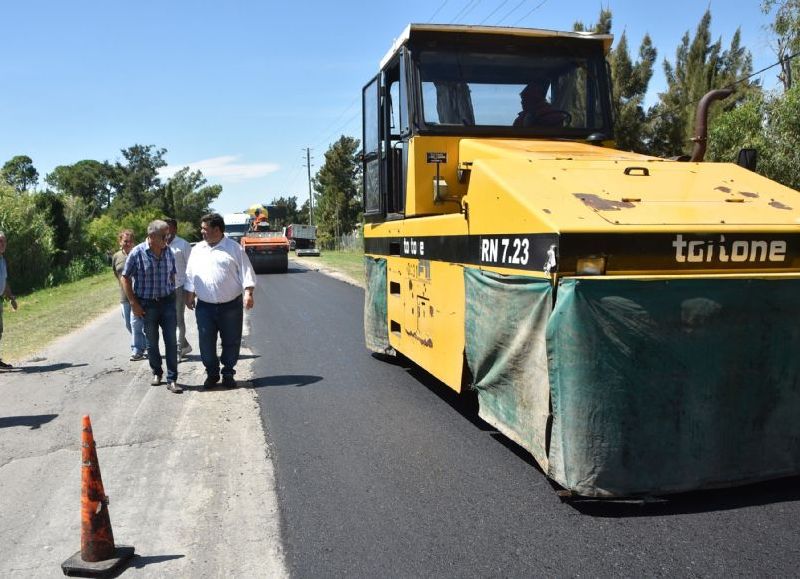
[452,0,479,23]
[511,0,548,26]
[310,96,359,148]
[479,0,510,25]
[494,0,525,25]
[428,0,450,22]
[312,109,361,153]
[725,50,800,89]
[647,51,800,126]
[456,0,483,23]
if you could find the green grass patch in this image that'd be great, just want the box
[2,272,119,362]
[295,249,365,283]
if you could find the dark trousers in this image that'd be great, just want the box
[141,293,178,382]
[196,295,243,377]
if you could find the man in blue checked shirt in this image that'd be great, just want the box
[121,220,182,393]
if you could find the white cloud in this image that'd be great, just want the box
[160,155,280,183]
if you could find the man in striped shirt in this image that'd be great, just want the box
[121,220,182,393]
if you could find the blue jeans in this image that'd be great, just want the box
[140,293,178,382]
[195,295,243,377]
[121,301,147,355]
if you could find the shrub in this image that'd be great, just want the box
[0,183,56,293]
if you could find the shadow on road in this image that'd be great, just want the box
[106,553,185,576]
[372,352,494,433]
[6,362,89,374]
[0,414,58,430]
[180,354,260,364]
[380,353,800,516]
[255,267,309,276]
[251,374,323,388]
[567,475,800,517]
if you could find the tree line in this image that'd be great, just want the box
[0,145,220,293]
[583,3,798,192]
[3,3,798,291]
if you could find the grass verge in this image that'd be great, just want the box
[2,272,119,363]
[294,250,364,284]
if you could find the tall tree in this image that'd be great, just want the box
[609,32,657,152]
[45,160,115,217]
[645,10,758,157]
[33,191,70,265]
[762,0,800,89]
[267,195,302,226]
[109,144,167,216]
[574,10,656,152]
[313,136,361,245]
[2,155,39,193]
[160,167,222,227]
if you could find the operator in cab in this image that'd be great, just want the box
[512,79,567,128]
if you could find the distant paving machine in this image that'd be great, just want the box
[285,223,320,256]
[362,24,800,497]
[240,207,290,273]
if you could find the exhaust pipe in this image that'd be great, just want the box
[690,88,734,162]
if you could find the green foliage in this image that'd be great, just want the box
[0,182,55,292]
[108,145,167,217]
[610,32,657,152]
[762,0,800,89]
[313,136,361,245]
[33,191,70,262]
[159,167,221,233]
[1,143,222,291]
[267,195,303,227]
[708,85,800,191]
[50,254,109,285]
[645,10,759,157]
[86,208,164,255]
[574,10,656,152]
[2,155,39,193]
[45,160,114,217]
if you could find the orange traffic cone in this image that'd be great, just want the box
[61,415,134,577]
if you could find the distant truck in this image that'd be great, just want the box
[223,213,252,244]
[284,223,320,256]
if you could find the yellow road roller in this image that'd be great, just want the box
[362,24,800,497]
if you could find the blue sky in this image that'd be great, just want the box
[0,1,780,216]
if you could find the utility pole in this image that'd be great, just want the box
[303,147,314,225]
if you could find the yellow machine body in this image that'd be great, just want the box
[362,24,800,497]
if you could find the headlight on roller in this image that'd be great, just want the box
[576,256,607,275]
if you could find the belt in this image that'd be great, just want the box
[198,294,243,306]
[140,292,175,303]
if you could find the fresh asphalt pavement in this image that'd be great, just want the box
[251,261,800,578]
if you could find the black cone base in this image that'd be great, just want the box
[61,545,135,577]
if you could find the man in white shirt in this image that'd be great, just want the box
[166,218,193,359]
[184,213,256,388]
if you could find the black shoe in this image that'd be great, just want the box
[0,360,12,369]
[222,375,237,388]
[203,375,220,389]
[166,381,183,394]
